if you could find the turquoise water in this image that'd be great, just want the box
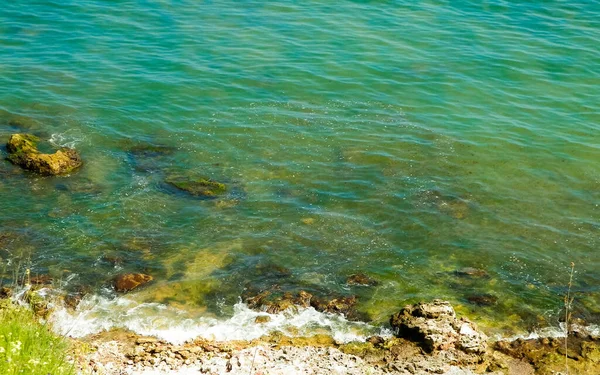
[0,1,599,338]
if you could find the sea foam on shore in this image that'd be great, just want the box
[50,293,391,344]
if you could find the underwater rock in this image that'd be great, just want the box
[417,189,471,219]
[214,198,240,209]
[124,141,176,173]
[454,267,489,279]
[466,293,498,306]
[346,273,379,286]
[390,299,488,355]
[114,273,153,293]
[6,133,82,175]
[55,177,103,195]
[164,174,226,198]
[255,262,292,279]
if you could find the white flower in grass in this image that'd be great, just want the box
[0,346,5,353]
[10,340,22,353]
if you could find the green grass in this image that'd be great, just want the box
[0,300,76,375]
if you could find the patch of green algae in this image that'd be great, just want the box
[130,241,238,310]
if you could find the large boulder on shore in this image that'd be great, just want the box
[6,133,82,175]
[390,299,488,356]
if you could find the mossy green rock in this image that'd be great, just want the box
[165,174,226,198]
[6,133,82,175]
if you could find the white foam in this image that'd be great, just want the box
[50,294,390,344]
[499,322,600,341]
[49,131,86,149]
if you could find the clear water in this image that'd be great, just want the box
[0,1,599,339]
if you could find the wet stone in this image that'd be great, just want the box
[29,274,53,285]
[114,273,153,293]
[245,290,313,314]
[254,315,271,324]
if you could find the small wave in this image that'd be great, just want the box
[500,322,600,341]
[50,294,390,344]
[49,131,86,149]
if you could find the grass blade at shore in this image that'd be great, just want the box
[0,300,75,375]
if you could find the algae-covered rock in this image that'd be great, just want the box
[6,133,82,175]
[495,336,600,374]
[164,174,226,198]
[114,273,153,293]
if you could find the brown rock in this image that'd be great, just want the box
[367,336,385,347]
[0,286,12,299]
[29,274,53,285]
[311,295,358,317]
[114,273,153,292]
[245,290,313,314]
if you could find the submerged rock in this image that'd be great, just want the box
[6,133,82,175]
[390,299,488,356]
[346,273,379,286]
[466,293,498,306]
[454,267,489,279]
[114,273,153,293]
[164,174,226,198]
[124,141,176,173]
[417,189,471,219]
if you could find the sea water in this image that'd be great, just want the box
[0,1,598,341]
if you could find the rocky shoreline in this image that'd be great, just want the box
[1,132,598,374]
[68,300,600,375]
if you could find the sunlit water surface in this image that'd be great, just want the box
[0,1,599,340]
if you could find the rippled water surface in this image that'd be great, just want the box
[0,1,599,339]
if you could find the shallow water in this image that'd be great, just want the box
[0,1,599,340]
